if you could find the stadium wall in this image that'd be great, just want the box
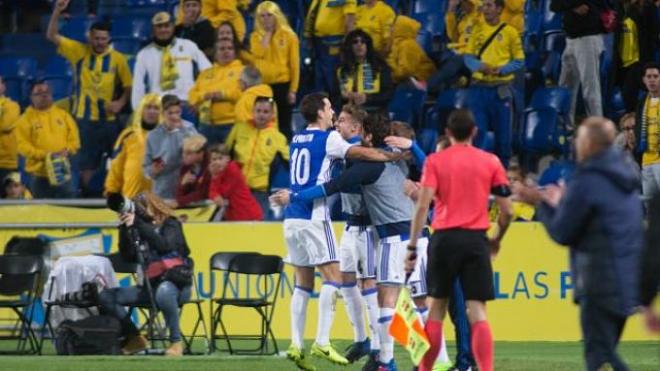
[0,222,656,341]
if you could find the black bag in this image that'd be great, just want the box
[162,260,193,289]
[54,315,122,355]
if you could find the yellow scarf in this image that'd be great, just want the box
[157,43,179,91]
[198,99,212,126]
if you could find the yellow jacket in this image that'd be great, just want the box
[387,16,436,82]
[248,28,300,92]
[305,0,357,38]
[189,60,244,126]
[445,6,484,54]
[0,96,21,169]
[501,0,525,34]
[234,84,276,127]
[176,0,247,40]
[15,106,80,177]
[225,120,289,192]
[104,127,153,198]
[356,1,396,54]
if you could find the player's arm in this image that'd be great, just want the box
[384,136,426,167]
[47,0,68,46]
[345,145,403,162]
[490,191,513,256]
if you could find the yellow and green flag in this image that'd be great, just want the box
[389,287,430,365]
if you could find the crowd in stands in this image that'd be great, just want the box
[0,0,659,221]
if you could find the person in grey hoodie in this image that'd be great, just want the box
[144,94,197,199]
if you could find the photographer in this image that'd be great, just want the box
[98,192,192,357]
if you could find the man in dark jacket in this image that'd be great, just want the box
[550,0,606,125]
[514,116,643,371]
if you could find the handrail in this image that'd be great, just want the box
[0,199,213,207]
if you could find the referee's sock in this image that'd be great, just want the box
[315,281,339,346]
[418,307,450,364]
[291,286,311,349]
[362,288,381,350]
[378,307,395,363]
[420,319,443,371]
[471,320,494,371]
[341,282,367,342]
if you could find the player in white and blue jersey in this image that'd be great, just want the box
[281,93,401,370]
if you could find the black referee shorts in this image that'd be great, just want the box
[426,229,494,301]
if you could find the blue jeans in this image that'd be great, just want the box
[199,124,232,145]
[76,119,121,171]
[468,84,514,167]
[30,176,75,199]
[98,280,192,342]
[448,278,475,370]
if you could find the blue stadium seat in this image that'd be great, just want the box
[291,109,307,134]
[127,57,136,74]
[415,29,434,55]
[607,87,626,123]
[60,16,98,43]
[529,87,571,114]
[0,33,54,55]
[416,127,438,154]
[44,55,73,77]
[540,50,562,84]
[542,31,566,54]
[521,107,567,154]
[111,16,152,41]
[112,37,144,57]
[538,159,576,186]
[126,0,168,5]
[388,85,427,128]
[412,0,446,14]
[542,0,562,32]
[269,160,290,192]
[412,12,445,35]
[426,88,470,132]
[0,56,38,79]
[43,75,73,103]
[2,77,27,105]
[524,8,542,42]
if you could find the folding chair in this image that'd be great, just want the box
[0,255,43,354]
[210,254,283,355]
[179,271,210,355]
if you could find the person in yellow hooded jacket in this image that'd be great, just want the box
[500,0,525,34]
[16,81,80,198]
[176,0,248,41]
[386,15,437,84]
[189,38,244,144]
[247,1,299,140]
[234,67,277,131]
[104,93,161,198]
[356,0,396,55]
[226,96,288,218]
[0,76,21,182]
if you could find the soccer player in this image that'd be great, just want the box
[274,113,425,371]
[332,105,379,365]
[282,93,401,370]
[407,109,513,371]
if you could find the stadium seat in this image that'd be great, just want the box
[43,55,73,77]
[412,12,445,35]
[111,37,144,57]
[540,50,562,84]
[417,127,438,154]
[111,16,152,41]
[43,75,73,103]
[415,29,434,55]
[538,159,576,186]
[542,31,566,54]
[430,88,470,130]
[0,56,38,79]
[2,77,27,106]
[542,0,562,32]
[0,33,54,56]
[388,85,427,128]
[529,87,571,114]
[607,87,626,123]
[60,16,98,43]
[520,107,567,154]
[291,109,306,134]
[412,0,446,14]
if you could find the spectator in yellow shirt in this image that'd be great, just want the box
[387,16,437,84]
[501,0,525,34]
[1,172,32,200]
[176,0,248,41]
[104,93,161,198]
[428,0,483,94]
[16,81,80,198]
[464,0,524,167]
[189,38,245,144]
[356,0,396,55]
[0,76,21,182]
[47,0,132,195]
[338,30,394,112]
[248,1,300,140]
[225,97,288,218]
[234,67,276,130]
[304,0,357,106]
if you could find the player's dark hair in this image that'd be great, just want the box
[363,112,391,147]
[342,104,367,126]
[90,21,111,33]
[300,92,329,123]
[447,109,476,141]
[643,61,660,75]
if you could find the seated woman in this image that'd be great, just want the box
[98,191,192,357]
[207,143,263,221]
[174,134,211,208]
[337,29,394,112]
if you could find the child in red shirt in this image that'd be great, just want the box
[208,144,263,221]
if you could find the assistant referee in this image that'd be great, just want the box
[406,109,514,371]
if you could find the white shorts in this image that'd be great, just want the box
[339,225,378,279]
[407,237,429,298]
[283,219,339,267]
